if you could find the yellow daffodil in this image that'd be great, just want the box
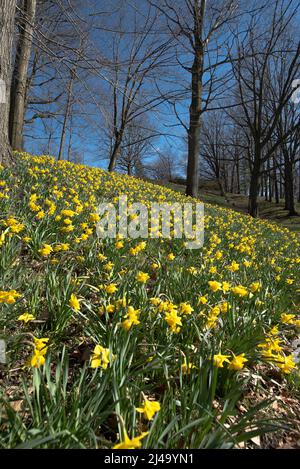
[0,290,21,304]
[136,399,161,420]
[135,271,150,283]
[165,310,182,333]
[228,353,248,371]
[105,283,118,294]
[213,353,230,368]
[69,293,80,311]
[38,244,53,257]
[181,361,197,374]
[18,312,36,323]
[208,280,222,292]
[90,345,111,369]
[113,430,149,449]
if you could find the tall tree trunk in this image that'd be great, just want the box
[9,0,36,151]
[298,162,300,203]
[279,166,284,199]
[47,131,52,155]
[283,149,290,210]
[274,171,279,204]
[269,178,273,202]
[273,157,279,204]
[268,158,273,203]
[284,154,297,216]
[58,69,75,161]
[186,55,203,197]
[67,115,73,161]
[248,152,261,217]
[249,172,260,217]
[223,164,229,192]
[264,174,268,200]
[108,133,122,172]
[186,0,205,198]
[0,0,16,164]
[217,177,226,198]
[216,165,230,202]
[260,176,264,197]
[230,163,235,193]
[236,157,240,194]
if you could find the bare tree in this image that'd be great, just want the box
[16,0,92,158]
[58,67,75,160]
[104,5,174,172]
[201,112,230,198]
[116,120,152,176]
[277,105,300,215]
[147,151,179,181]
[231,0,300,217]
[9,0,37,151]
[150,0,239,197]
[0,0,16,163]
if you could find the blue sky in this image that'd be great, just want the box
[23,0,300,174]
[23,0,232,171]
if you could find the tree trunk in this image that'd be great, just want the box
[284,150,290,210]
[260,176,264,197]
[47,131,52,155]
[67,115,73,161]
[279,153,284,199]
[186,60,202,198]
[186,1,205,198]
[217,177,226,198]
[9,0,36,151]
[58,69,75,161]
[298,162,300,202]
[0,0,16,164]
[268,178,273,202]
[230,163,235,193]
[284,155,297,216]
[264,176,268,200]
[222,164,228,192]
[249,173,260,217]
[108,135,122,172]
[248,154,261,217]
[236,157,240,194]
[273,158,279,204]
[267,158,272,202]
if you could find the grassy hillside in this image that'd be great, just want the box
[0,153,300,449]
[166,181,300,233]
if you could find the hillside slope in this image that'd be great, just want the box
[0,153,300,449]
[164,181,300,233]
